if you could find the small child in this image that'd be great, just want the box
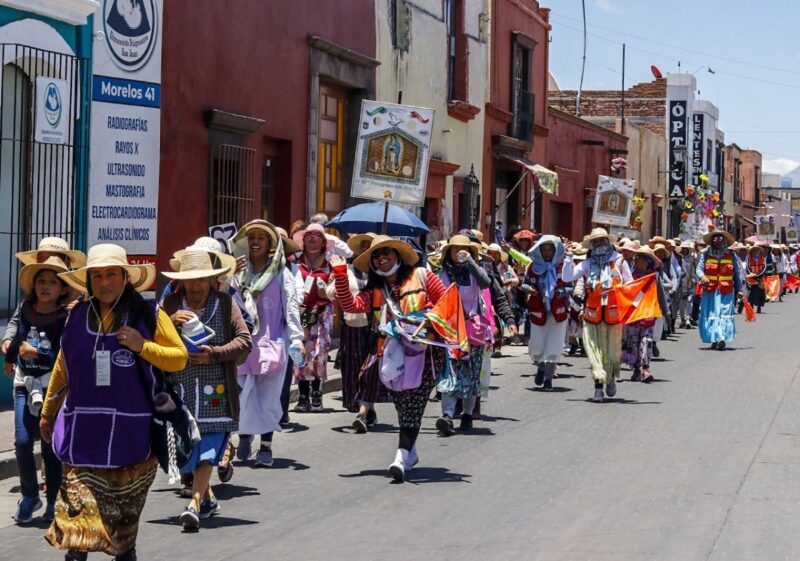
[4,257,73,524]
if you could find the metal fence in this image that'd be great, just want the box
[0,44,91,320]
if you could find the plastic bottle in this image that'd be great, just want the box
[38,332,51,358]
[288,339,307,368]
[25,327,39,367]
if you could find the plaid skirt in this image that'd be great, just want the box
[45,456,157,556]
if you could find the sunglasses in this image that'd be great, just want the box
[304,232,324,240]
[371,248,396,260]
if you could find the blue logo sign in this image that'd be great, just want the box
[43,83,61,128]
[103,0,158,71]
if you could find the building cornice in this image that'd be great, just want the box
[548,107,628,143]
[0,0,99,25]
[308,35,380,69]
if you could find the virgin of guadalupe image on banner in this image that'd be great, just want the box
[592,175,635,227]
[351,100,435,207]
[756,215,776,241]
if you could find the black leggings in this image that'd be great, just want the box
[298,378,321,398]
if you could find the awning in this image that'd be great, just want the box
[500,155,559,195]
[736,214,756,226]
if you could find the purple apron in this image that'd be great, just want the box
[238,273,288,376]
[53,301,158,468]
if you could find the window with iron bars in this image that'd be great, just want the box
[510,38,534,142]
[209,144,256,228]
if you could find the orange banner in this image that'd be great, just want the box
[616,273,663,324]
[764,275,781,301]
[426,283,469,355]
[785,273,800,291]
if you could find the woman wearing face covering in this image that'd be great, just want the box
[522,235,571,392]
[696,230,743,350]
[562,228,633,403]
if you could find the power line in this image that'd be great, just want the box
[550,12,800,78]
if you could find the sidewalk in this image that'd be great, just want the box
[0,373,344,481]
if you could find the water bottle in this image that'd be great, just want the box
[25,327,39,367]
[38,332,51,358]
[288,339,307,368]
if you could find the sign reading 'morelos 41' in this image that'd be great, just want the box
[88,0,163,256]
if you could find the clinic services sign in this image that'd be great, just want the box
[87,0,163,255]
[351,100,435,207]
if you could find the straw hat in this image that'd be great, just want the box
[18,256,78,300]
[347,233,377,256]
[702,230,735,246]
[439,234,480,261]
[487,243,508,263]
[274,226,301,254]
[512,230,536,243]
[293,222,334,251]
[16,237,86,268]
[581,227,617,249]
[171,237,237,280]
[353,235,419,273]
[680,240,696,250]
[748,243,764,254]
[163,249,231,280]
[653,244,671,259]
[58,244,155,293]
[648,236,674,251]
[242,220,279,248]
[619,239,640,252]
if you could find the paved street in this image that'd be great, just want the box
[2,298,800,561]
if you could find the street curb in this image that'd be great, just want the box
[0,372,344,481]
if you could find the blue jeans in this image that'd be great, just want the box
[14,387,61,504]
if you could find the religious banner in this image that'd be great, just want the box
[592,175,636,227]
[786,227,798,243]
[755,214,776,242]
[351,100,435,207]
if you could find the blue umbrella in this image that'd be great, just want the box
[325,202,431,237]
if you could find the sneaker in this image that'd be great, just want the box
[217,442,235,483]
[606,379,617,398]
[254,447,274,468]
[310,390,323,412]
[236,435,253,461]
[435,415,456,436]
[492,349,502,358]
[543,380,553,392]
[717,340,726,350]
[711,342,718,350]
[568,343,578,356]
[352,413,368,434]
[366,408,378,427]
[388,449,406,482]
[199,498,221,519]
[294,396,311,413]
[14,496,42,524]
[406,449,419,471]
[593,388,604,403]
[42,502,55,522]
[652,342,660,357]
[631,368,642,382]
[642,368,654,383]
[459,413,473,431]
[180,506,200,531]
[534,367,545,387]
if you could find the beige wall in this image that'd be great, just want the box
[375,0,489,238]
[624,120,667,239]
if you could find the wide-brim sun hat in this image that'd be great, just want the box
[702,230,735,246]
[58,244,155,293]
[439,234,480,261]
[353,235,419,273]
[748,244,764,254]
[293,222,334,252]
[648,236,674,251]
[512,230,536,243]
[653,243,671,259]
[274,226,301,254]
[619,240,641,252]
[680,240,695,250]
[164,249,232,280]
[487,243,508,263]
[16,236,87,268]
[171,236,237,280]
[347,233,377,256]
[18,256,78,300]
[581,227,617,249]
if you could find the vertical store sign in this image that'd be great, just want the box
[88,0,163,255]
[668,100,687,198]
[691,113,704,186]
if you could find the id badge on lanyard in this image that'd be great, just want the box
[96,349,111,386]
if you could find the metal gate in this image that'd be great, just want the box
[0,44,90,320]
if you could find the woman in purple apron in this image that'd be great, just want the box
[39,244,187,561]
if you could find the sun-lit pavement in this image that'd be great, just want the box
[2,297,800,561]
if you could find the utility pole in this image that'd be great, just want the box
[621,43,626,134]
[576,0,586,117]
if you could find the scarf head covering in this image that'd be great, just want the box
[588,244,615,290]
[529,235,564,311]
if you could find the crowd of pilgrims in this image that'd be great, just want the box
[3,214,796,560]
